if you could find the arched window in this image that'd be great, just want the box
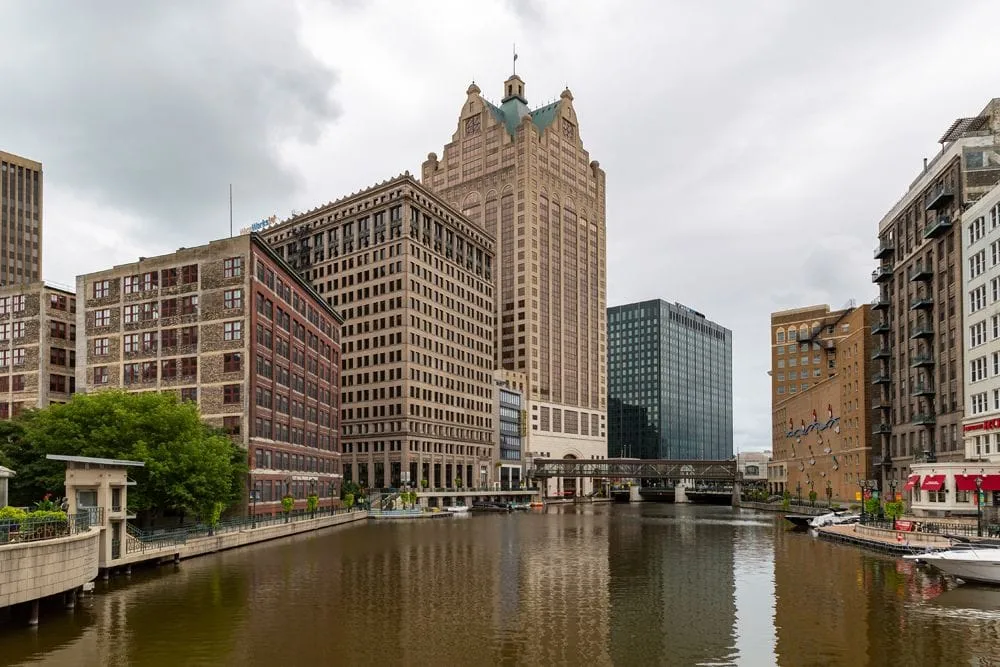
[776,328,785,343]
[788,329,798,341]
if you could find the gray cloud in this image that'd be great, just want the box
[0,1,340,247]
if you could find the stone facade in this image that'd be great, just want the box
[0,282,76,417]
[873,97,1000,487]
[75,235,343,514]
[422,75,607,495]
[0,151,43,285]
[0,528,100,609]
[261,176,495,490]
[769,304,874,502]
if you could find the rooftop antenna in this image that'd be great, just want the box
[229,184,233,238]
[513,43,518,75]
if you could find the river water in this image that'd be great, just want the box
[2,503,999,666]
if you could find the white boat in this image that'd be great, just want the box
[809,511,859,528]
[905,546,1000,585]
[444,505,470,513]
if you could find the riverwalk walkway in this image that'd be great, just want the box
[816,523,955,556]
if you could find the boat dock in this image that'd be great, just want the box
[816,523,955,556]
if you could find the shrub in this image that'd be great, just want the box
[281,495,295,514]
[0,506,28,522]
[343,493,355,510]
[306,494,319,514]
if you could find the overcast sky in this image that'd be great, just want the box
[4,0,1000,452]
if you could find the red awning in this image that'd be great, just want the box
[955,474,1000,492]
[920,474,946,491]
[903,474,920,491]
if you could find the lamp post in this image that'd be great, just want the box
[826,480,833,508]
[976,475,984,538]
[796,481,802,505]
[251,487,258,529]
[887,478,897,529]
[808,479,815,506]
[859,480,867,523]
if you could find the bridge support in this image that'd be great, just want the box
[732,480,742,507]
[675,483,689,504]
[629,485,641,503]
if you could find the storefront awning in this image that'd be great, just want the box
[903,474,920,491]
[920,474,946,492]
[955,474,1000,492]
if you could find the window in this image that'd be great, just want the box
[971,320,988,348]
[971,285,987,313]
[224,289,242,309]
[180,387,197,402]
[141,271,157,291]
[776,330,785,343]
[223,416,241,435]
[161,267,178,287]
[971,391,989,415]
[161,329,178,349]
[181,264,198,284]
[181,326,198,346]
[223,321,243,341]
[970,356,988,382]
[224,257,243,278]
[224,352,242,372]
[12,296,25,312]
[124,363,140,384]
[0,350,9,367]
[12,322,24,339]
[181,357,198,377]
[223,384,241,404]
[142,332,157,352]
[161,298,177,317]
[180,295,198,315]
[124,333,140,353]
[141,361,157,381]
[162,359,177,379]
[970,215,987,244]
[11,375,22,391]
[124,304,140,324]
[93,280,111,299]
[94,338,109,355]
[95,309,111,327]
[12,349,24,366]
[123,275,140,294]
[94,366,109,384]
[970,250,987,279]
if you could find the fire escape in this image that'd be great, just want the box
[871,237,894,472]
[908,256,937,463]
[290,225,312,280]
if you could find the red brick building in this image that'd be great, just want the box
[76,234,343,516]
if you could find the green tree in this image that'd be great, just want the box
[0,391,246,519]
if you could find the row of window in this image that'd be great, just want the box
[93,263,205,299]
[252,417,336,449]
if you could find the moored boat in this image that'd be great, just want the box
[445,505,470,513]
[905,545,1000,585]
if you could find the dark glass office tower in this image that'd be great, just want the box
[608,300,733,460]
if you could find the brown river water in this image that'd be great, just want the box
[1,503,999,666]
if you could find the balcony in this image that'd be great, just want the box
[871,346,891,360]
[872,373,892,385]
[872,265,894,282]
[872,422,892,435]
[912,413,937,426]
[872,295,890,310]
[923,216,953,239]
[909,295,934,310]
[874,239,895,259]
[911,382,935,397]
[871,397,891,410]
[910,353,936,368]
[910,323,934,339]
[908,264,933,282]
[925,184,955,211]
[873,320,891,334]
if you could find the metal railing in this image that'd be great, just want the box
[0,511,95,545]
[137,505,358,543]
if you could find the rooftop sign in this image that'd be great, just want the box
[240,214,278,235]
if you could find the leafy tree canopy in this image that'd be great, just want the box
[0,391,246,520]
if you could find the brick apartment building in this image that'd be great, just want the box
[0,151,43,286]
[768,303,874,503]
[261,174,496,490]
[75,234,343,515]
[0,282,76,417]
[873,97,1000,487]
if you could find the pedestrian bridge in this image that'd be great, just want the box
[530,458,739,482]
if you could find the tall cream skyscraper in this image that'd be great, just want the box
[423,72,607,495]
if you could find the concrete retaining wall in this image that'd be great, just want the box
[177,510,367,561]
[0,528,101,609]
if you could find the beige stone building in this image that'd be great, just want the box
[0,151,43,285]
[75,235,343,515]
[768,304,874,503]
[261,175,496,490]
[0,282,76,417]
[422,73,607,495]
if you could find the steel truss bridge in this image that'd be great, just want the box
[530,459,739,482]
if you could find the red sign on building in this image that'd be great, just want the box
[962,418,1000,433]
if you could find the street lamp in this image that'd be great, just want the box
[976,475,984,538]
[826,480,833,508]
[251,487,258,529]
[796,482,802,505]
[888,478,897,529]
[808,479,815,507]
[858,479,867,523]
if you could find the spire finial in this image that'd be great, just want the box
[513,43,518,75]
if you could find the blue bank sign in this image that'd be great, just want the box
[241,214,278,235]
